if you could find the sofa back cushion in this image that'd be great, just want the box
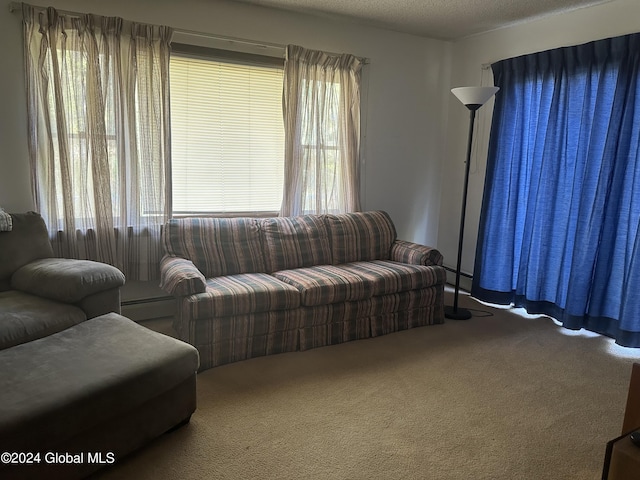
[261,215,332,272]
[163,217,265,277]
[325,211,397,264]
[0,212,54,291]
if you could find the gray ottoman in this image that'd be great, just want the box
[0,313,199,480]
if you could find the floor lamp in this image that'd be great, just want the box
[444,86,499,320]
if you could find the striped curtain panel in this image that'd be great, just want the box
[280,45,363,216]
[22,4,172,280]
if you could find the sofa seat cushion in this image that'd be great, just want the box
[365,261,447,293]
[185,273,301,319]
[273,260,445,307]
[0,290,86,350]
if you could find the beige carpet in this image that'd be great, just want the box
[93,292,638,480]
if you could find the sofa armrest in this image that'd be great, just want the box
[390,240,443,266]
[11,258,125,304]
[160,256,207,296]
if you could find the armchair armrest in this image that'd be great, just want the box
[160,256,207,296]
[11,258,125,303]
[390,240,443,266]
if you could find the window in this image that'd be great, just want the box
[23,5,171,280]
[280,45,363,216]
[298,78,342,213]
[170,45,285,215]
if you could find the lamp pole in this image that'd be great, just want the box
[445,107,477,319]
[445,87,499,320]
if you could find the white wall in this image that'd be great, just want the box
[0,0,451,247]
[439,0,640,285]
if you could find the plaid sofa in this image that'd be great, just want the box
[160,211,446,371]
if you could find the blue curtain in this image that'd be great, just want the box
[472,33,640,347]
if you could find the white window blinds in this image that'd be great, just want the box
[170,47,285,215]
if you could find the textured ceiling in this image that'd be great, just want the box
[231,0,614,40]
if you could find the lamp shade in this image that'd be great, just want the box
[451,86,499,109]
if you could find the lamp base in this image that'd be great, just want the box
[444,305,472,320]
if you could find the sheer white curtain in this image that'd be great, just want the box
[280,45,363,216]
[22,4,172,280]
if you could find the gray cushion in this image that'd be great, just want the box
[0,312,199,452]
[11,258,125,303]
[0,212,53,291]
[0,290,86,350]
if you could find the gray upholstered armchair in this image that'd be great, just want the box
[0,211,126,350]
